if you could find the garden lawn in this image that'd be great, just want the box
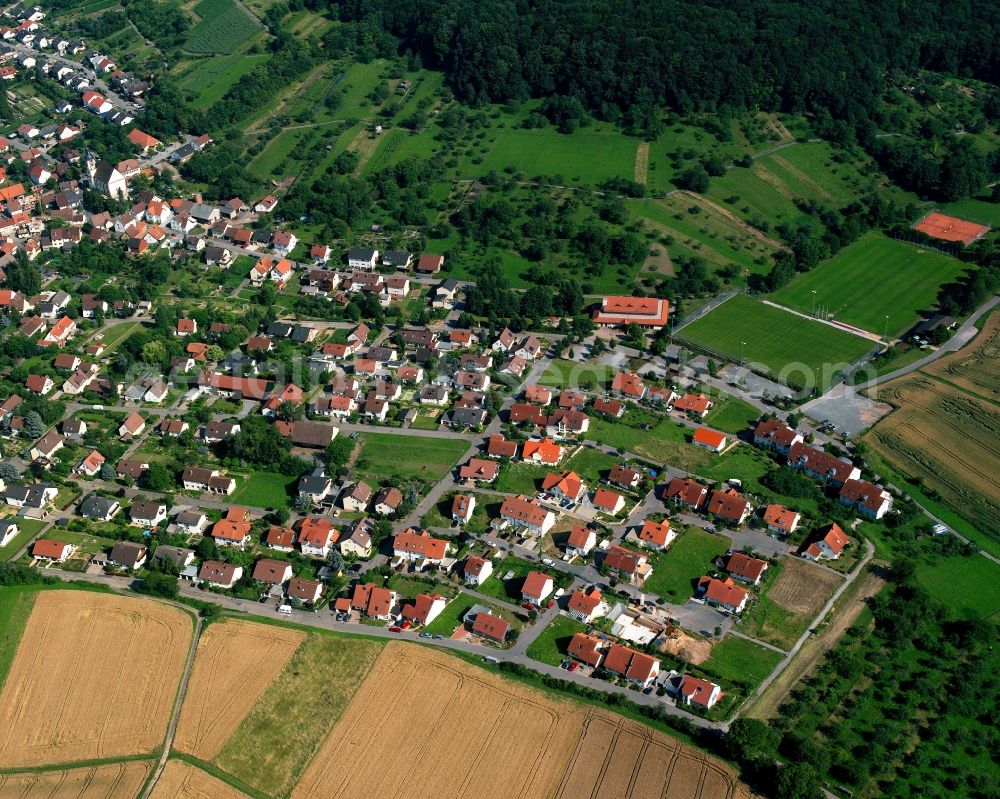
[421,592,480,636]
[770,233,968,337]
[676,295,874,391]
[477,557,569,603]
[526,614,588,666]
[697,634,782,691]
[642,528,730,602]
[702,395,761,435]
[230,471,298,509]
[561,447,620,488]
[353,434,468,482]
[0,518,46,562]
[539,359,613,390]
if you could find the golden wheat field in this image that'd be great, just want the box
[0,761,152,799]
[291,643,752,799]
[148,760,250,799]
[174,619,305,760]
[866,373,1000,540]
[0,591,192,767]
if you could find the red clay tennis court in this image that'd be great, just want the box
[913,211,991,246]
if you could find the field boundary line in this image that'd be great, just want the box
[757,299,883,342]
[139,614,204,799]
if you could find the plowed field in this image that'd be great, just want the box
[768,557,842,617]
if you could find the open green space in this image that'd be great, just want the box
[641,528,730,602]
[459,127,639,185]
[770,233,968,336]
[676,295,875,390]
[229,471,298,509]
[214,633,382,797]
[0,519,46,562]
[494,462,547,495]
[526,614,588,666]
[916,553,1000,621]
[538,359,613,390]
[702,395,761,435]
[697,633,783,692]
[0,586,37,688]
[178,53,271,108]
[353,434,468,483]
[185,0,264,54]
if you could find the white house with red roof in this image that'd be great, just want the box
[564,525,597,556]
[803,523,850,561]
[462,555,493,586]
[566,587,606,623]
[692,427,728,452]
[677,675,722,710]
[521,571,554,605]
[401,594,447,626]
[763,503,801,535]
[698,576,749,613]
[500,494,555,535]
[839,479,893,519]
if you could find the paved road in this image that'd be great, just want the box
[866,294,998,386]
[737,539,875,727]
[46,570,721,731]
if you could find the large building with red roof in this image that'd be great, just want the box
[592,296,670,328]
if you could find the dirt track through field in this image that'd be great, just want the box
[634,141,649,185]
[677,191,789,250]
[149,760,250,799]
[0,761,152,799]
[921,310,999,401]
[745,569,884,721]
[293,643,751,799]
[0,592,191,767]
[174,619,305,760]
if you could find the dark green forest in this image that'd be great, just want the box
[337,0,1000,127]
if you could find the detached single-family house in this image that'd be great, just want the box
[677,675,722,710]
[32,539,74,562]
[763,504,801,535]
[462,555,493,586]
[499,494,555,535]
[199,560,243,589]
[803,523,849,561]
[109,541,148,571]
[697,576,749,613]
[724,552,769,585]
[130,500,167,528]
[521,571,554,606]
[564,525,597,556]
[566,587,605,623]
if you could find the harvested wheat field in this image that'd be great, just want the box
[866,372,1000,541]
[921,310,999,401]
[175,619,305,760]
[0,591,192,767]
[767,556,842,617]
[0,761,152,799]
[149,760,250,799]
[293,643,751,799]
